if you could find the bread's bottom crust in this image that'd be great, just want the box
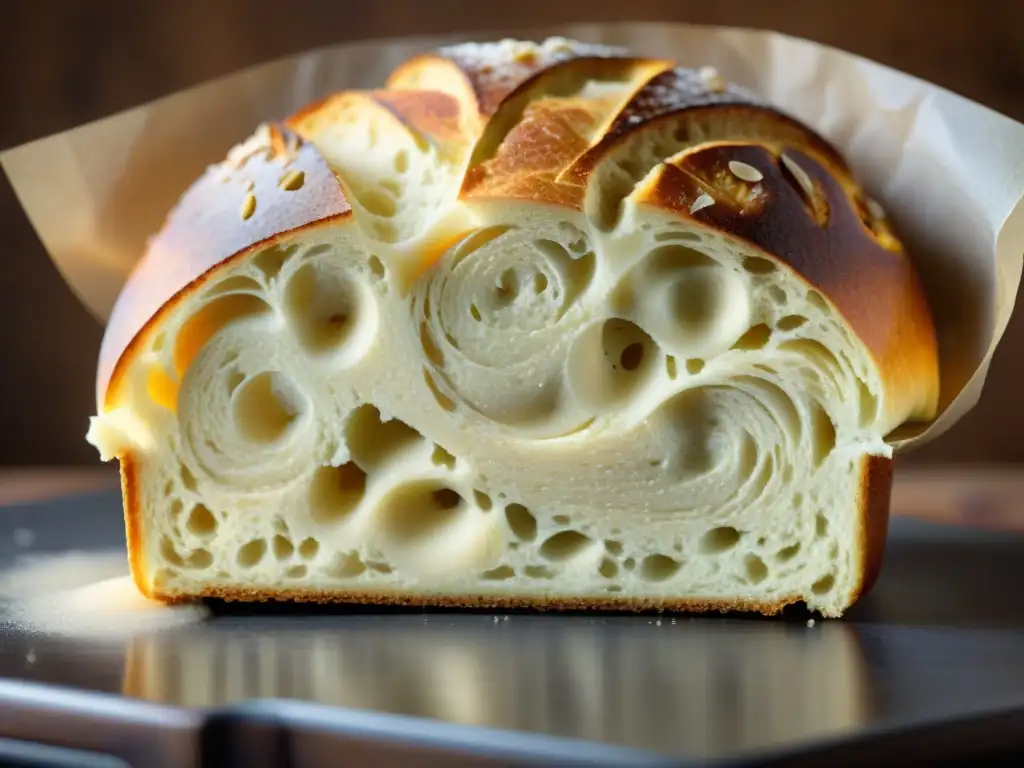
[159,584,803,616]
[120,453,895,618]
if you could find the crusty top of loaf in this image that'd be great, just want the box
[97,37,939,428]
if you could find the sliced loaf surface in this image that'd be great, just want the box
[87,38,940,617]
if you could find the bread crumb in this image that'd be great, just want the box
[0,551,208,641]
[806,618,816,628]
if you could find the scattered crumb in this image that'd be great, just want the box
[0,550,208,641]
[806,618,816,628]
[25,649,36,664]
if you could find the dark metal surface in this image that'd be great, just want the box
[2,490,1024,764]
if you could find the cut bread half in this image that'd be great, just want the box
[88,38,939,617]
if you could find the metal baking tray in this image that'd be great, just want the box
[2,488,1024,767]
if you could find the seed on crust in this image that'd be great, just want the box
[698,65,727,93]
[279,169,306,191]
[240,193,257,221]
[780,152,815,201]
[689,193,715,214]
[728,160,764,183]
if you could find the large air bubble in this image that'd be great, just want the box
[283,257,378,366]
[623,244,751,358]
[375,480,498,575]
[309,462,367,525]
[344,404,423,469]
[566,318,659,412]
[232,372,310,444]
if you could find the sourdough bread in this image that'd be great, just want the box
[87,38,939,617]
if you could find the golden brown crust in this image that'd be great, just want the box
[457,64,848,230]
[98,124,351,408]
[286,90,467,150]
[853,454,894,603]
[389,40,633,120]
[450,56,671,203]
[384,55,481,134]
[562,70,839,186]
[103,213,350,419]
[627,71,843,166]
[369,90,466,146]
[641,141,939,424]
[391,45,672,206]
[460,99,601,207]
[457,63,838,209]
[120,453,150,598]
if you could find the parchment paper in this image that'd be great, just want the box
[2,22,1022,453]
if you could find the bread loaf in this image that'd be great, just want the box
[87,37,939,617]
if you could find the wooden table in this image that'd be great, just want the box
[2,466,1021,531]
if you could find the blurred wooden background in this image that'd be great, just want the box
[1,0,1022,466]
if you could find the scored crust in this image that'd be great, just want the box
[98,40,938,425]
[97,124,353,407]
[643,142,937,427]
[94,37,936,616]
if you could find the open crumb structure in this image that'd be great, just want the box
[86,38,940,617]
